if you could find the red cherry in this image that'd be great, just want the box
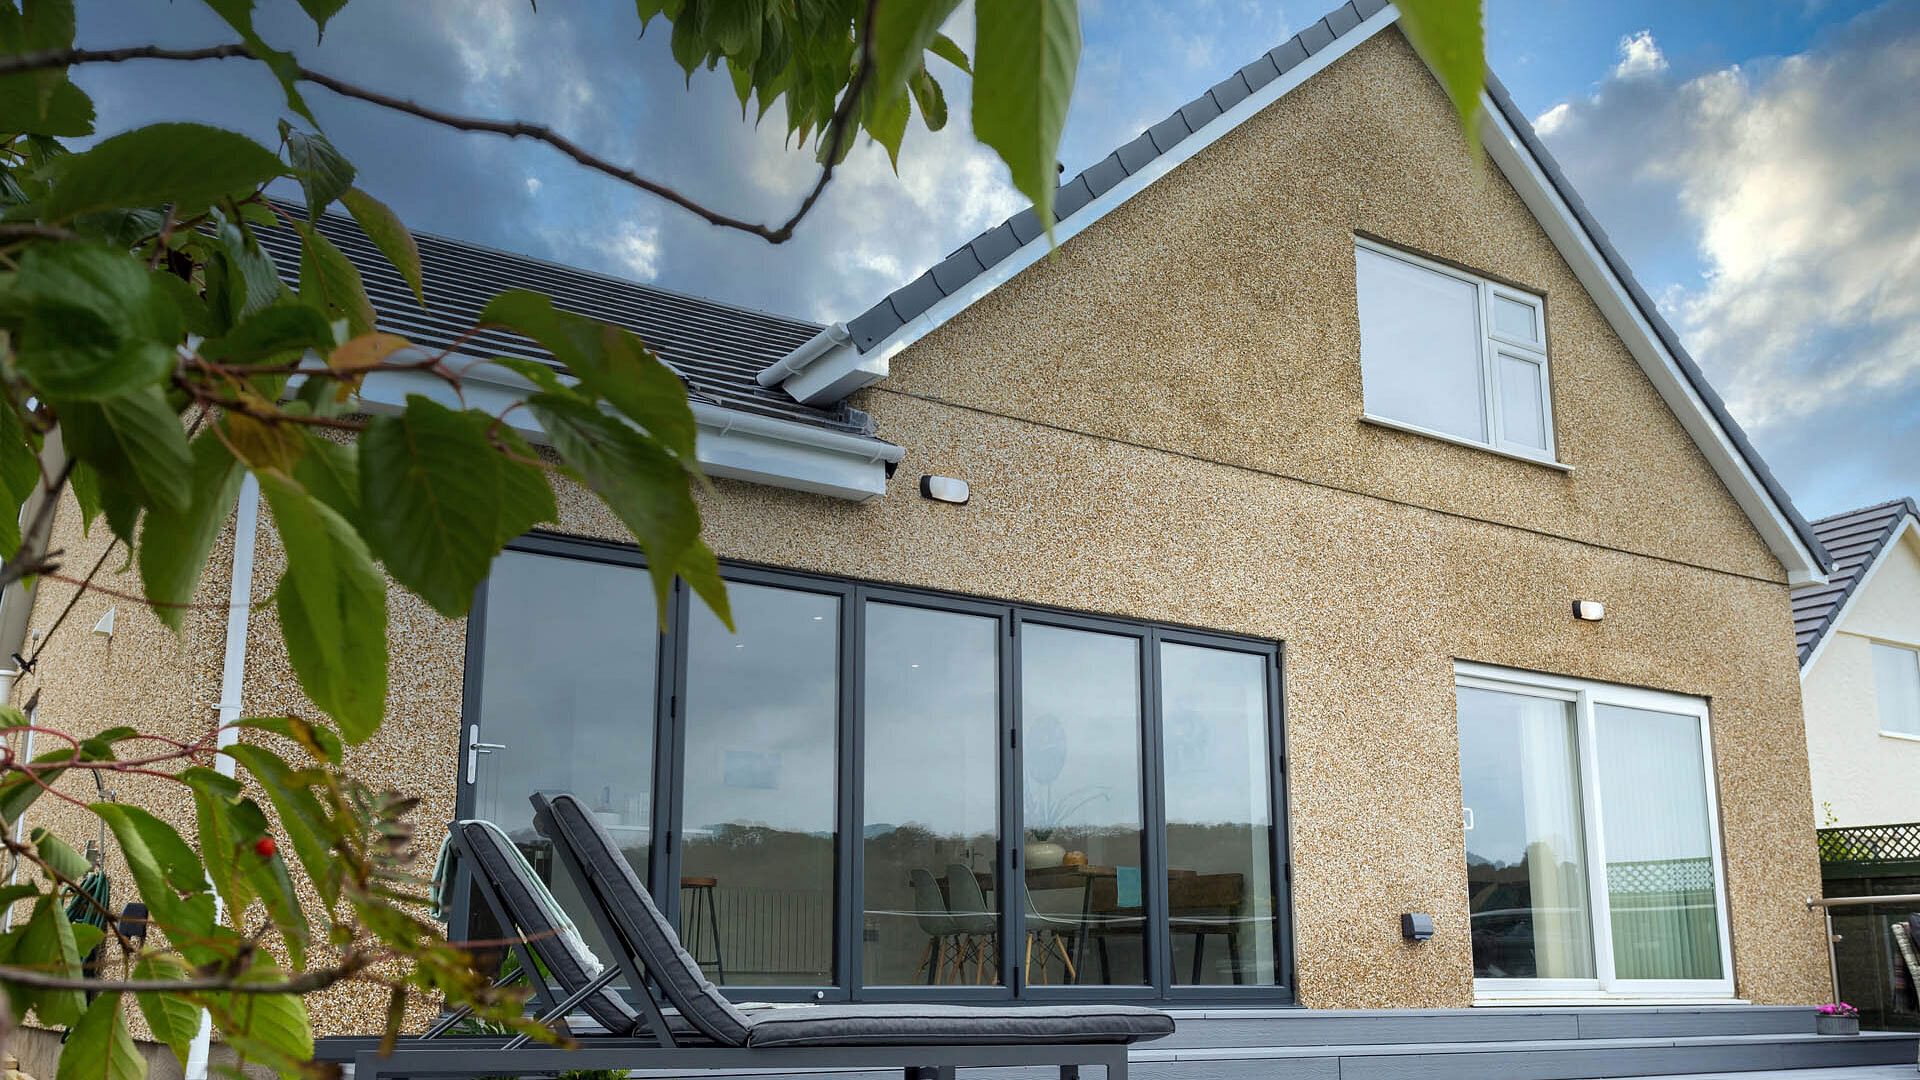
[254,837,277,858]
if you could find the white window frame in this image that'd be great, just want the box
[1868,638,1920,741]
[1356,238,1560,467]
[1456,661,1736,1002]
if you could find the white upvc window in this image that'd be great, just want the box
[1355,238,1558,465]
[1870,641,1920,738]
[1456,662,1735,1001]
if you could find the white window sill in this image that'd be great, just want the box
[1474,994,1750,1007]
[1361,414,1573,473]
[1880,729,1920,744]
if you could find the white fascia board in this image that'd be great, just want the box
[1800,515,1919,675]
[1477,99,1827,587]
[771,2,1404,407]
[350,355,902,503]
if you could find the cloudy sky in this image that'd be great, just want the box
[71,1,1919,520]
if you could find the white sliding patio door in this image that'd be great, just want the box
[1456,663,1734,999]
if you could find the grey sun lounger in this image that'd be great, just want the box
[349,793,1171,1080]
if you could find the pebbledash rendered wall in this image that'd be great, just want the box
[8,26,1827,1039]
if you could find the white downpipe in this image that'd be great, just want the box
[753,321,850,386]
[184,474,260,1080]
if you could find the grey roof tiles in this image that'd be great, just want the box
[254,205,879,437]
[1792,498,1919,663]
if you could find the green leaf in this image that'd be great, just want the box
[19,894,85,1026]
[223,742,335,919]
[260,473,388,743]
[148,269,219,340]
[181,767,254,927]
[196,0,318,125]
[0,741,77,828]
[0,402,42,508]
[222,792,306,963]
[207,962,312,1071]
[209,219,288,325]
[358,395,555,618]
[69,923,104,958]
[290,432,360,529]
[57,993,144,1080]
[479,291,698,467]
[971,0,1080,239]
[0,0,95,136]
[908,68,948,132]
[1396,0,1485,151]
[868,0,962,104]
[293,221,374,336]
[201,301,335,364]
[339,187,424,306]
[4,243,183,400]
[930,32,971,74]
[40,123,283,222]
[283,127,355,219]
[58,385,194,515]
[132,954,202,1068]
[490,357,573,397]
[137,431,244,632]
[295,0,349,39]
[68,460,102,536]
[527,393,726,628]
[93,803,216,962]
[29,827,89,882]
[233,716,343,765]
[862,80,911,171]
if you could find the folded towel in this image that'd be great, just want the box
[432,821,603,978]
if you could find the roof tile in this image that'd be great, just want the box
[1210,72,1252,112]
[848,304,904,351]
[888,271,945,321]
[1238,55,1282,92]
[1179,92,1223,130]
[1008,207,1043,244]
[1325,3,1362,36]
[1269,37,1309,72]
[1353,0,1388,17]
[1055,175,1095,218]
[1146,112,1193,154]
[1082,153,1129,198]
[930,247,986,294]
[1298,19,1336,53]
[1116,131,1158,172]
[969,222,1020,269]
[1791,498,1918,663]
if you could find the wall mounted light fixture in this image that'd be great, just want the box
[920,475,969,505]
[1572,599,1605,622]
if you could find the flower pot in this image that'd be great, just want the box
[1815,1014,1859,1036]
[1024,840,1067,869]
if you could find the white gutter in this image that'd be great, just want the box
[185,473,261,1080]
[755,322,850,387]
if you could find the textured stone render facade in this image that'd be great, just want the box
[6,25,1827,1038]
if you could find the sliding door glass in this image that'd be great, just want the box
[1594,704,1723,982]
[1457,686,1595,982]
[680,582,840,987]
[1160,642,1278,985]
[862,602,1001,986]
[1020,624,1147,986]
[467,550,657,969]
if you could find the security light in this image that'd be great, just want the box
[1572,599,1605,622]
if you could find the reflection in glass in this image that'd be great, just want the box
[1498,354,1548,450]
[1458,686,1595,980]
[1020,625,1146,986]
[681,582,839,986]
[1357,245,1487,441]
[1160,643,1276,985]
[862,603,1000,985]
[469,550,657,976]
[1595,704,1722,981]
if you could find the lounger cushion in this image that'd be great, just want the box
[742,1004,1176,1048]
[543,794,754,1047]
[459,821,638,1037]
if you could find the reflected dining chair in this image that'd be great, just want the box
[944,863,998,984]
[909,867,962,984]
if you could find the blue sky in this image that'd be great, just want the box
[71,1,1920,521]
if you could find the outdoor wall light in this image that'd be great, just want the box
[1572,599,1605,622]
[1401,912,1434,942]
[920,475,969,504]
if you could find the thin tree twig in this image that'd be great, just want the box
[0,18,888,244]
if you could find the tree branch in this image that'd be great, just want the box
[0,20,888,245]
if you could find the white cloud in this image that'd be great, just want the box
[1612,30,1668,79]
[1534,4,1920,511]
[525,177,543,196]
[599,221,662,281]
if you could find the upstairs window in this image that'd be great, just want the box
[1355,239,1557,464]
[1871,641,1920,738]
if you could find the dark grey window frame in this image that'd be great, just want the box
[456,531,1295,1006]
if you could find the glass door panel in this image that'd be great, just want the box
[1593,704,1723,982]
[1457,686,1596,981]
[680,582,840,987]
[861,602,1001,986]
[1160,642,1278,985]
[1019,624,1147,986]
[467,550,658,973]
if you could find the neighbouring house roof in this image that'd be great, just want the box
[758,0,1831,585]
[1793,498,1920,666]
[254,205,879,439]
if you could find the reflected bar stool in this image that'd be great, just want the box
[679,876,726,984]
